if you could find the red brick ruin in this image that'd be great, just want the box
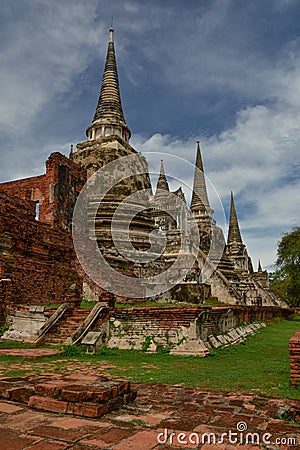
[0,153,86,315]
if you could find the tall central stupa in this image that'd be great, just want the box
[72,28,156,268]
[73,27,139,173]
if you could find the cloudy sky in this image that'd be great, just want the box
[0,0,299,269]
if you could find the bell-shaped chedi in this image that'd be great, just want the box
[73,28,142,178]
[86,27,131,145]
[72,28,157,280]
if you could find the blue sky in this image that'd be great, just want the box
[0,0,299,268]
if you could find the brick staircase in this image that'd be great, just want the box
[0,373,136,418]
[44,308,91,345]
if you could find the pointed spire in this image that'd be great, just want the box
[258,259,262,272]
[156,160,169,193]
[190,141,211,213]
[69,144,73,159]
[227,192,243,245]
[86,28,131,142]
[109,26,114,43]
[93,27,125,124]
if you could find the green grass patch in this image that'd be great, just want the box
[0,340,56,350]
[277,409,300,425]
[0,324,9,337]
[89,317,300,398]
[128,419,149,426]
[80,299,97,309]
[44,303,62,309]
[3,368,29,378]
[44,300,97,309]
[61,344,85,357]
[0,340,38,349]
[0,317,299,399]
[203,297,226,306]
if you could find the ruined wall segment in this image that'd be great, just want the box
[108,305,292,354]
[289,329,300,387]
[0,152,86,232]
[0,153,86,306]
[0,191,81,306]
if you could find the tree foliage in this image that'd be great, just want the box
[271,227,300,306]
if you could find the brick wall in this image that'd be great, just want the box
[289,329,300,387]
[110,306,205,328]
[0,152,86,232]
[0,191,81,307]
[109,305,293,351]
[110,305,291,328]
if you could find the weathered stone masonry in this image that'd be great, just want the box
[109,305,292,354]
[0,153,87,313]
[0,373,136,418]
[0,191,80,309]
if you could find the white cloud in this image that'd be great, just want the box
[243,182,300,230]
[0,0,101,134]
[131,50,300,267]
[0,140,71,182]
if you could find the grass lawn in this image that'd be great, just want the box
[0,316,300,399]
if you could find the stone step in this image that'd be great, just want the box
[54,309,91,330]
[43,308,93,344]
[0,374,136,418]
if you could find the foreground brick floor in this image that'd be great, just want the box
[0,382,299,449]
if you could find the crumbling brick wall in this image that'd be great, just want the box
[0,191,81,306]
[289,329,300,387]
[108,305,293,351]
[0,152,86,232]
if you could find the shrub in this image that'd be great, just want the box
[61,344,85,357]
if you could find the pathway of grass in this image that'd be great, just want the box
[0,316,300,399]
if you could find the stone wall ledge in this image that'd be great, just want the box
[108,305,292,357]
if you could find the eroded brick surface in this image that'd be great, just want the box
[0,410,50,431]
[0,374,136,419]
[27,425,88,442]
[25,441,68,450]
[0,382,299,449]
[112,430,159,450]
[0,428,38,449]
[28,396,68,414]
[0,190,81,307]
[0,401,23,413]
[0,374,300,450]
[0,152,86,308]
[290,329,300,387]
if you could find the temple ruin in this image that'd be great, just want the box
[0,28,289,352]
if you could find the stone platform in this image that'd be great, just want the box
[0,382,299,449]
[0,373,136,419]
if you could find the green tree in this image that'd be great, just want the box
[271,227,300,306]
